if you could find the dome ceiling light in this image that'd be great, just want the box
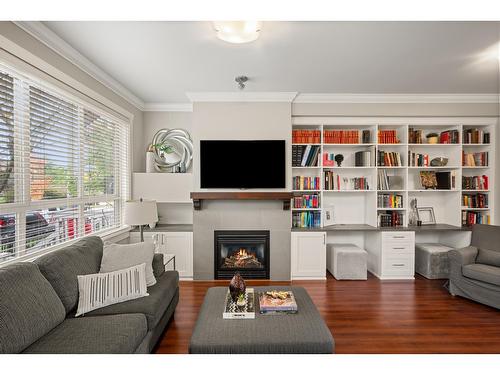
[213,21,262,44]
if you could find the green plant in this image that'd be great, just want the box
[153,143,174,154]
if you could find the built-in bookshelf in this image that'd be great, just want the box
[291,118,496,229]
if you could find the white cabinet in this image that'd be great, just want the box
[132,173,193,203]
[129,231,193,279]
[365,231,415,279]
[291,232,326,280]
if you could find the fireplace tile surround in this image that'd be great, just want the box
[193,200,291,280]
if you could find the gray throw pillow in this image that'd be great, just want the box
[476,248,500,268]
[100,242,156,286]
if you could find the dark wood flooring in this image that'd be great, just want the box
[154,273,500,354]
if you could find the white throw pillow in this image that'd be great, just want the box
[100,242,157,286]
[76,263,149,317]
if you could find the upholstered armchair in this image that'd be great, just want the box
[448,224,500,309]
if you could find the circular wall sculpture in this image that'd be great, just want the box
[150,128,193,172]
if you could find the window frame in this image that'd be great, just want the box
[0,61,132,265]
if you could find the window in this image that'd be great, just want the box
[0,62,130,264]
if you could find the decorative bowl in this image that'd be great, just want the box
[430,157,448,167]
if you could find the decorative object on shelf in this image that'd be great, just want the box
[426,133,439,144]
[408,198,418,226]
[123,198,158,242]
[150,128,193,173]
[430,157,448,167]
[334,154,344,167]
[416,206,436,225]
[323,205,335,226]
[229,272,246,302]
[419,171,438,189]
[146,144,157,173]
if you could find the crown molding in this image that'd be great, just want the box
[294,93,500,104]
[186,92,298,103]
[14,21,146,111]
[143,102,193,112]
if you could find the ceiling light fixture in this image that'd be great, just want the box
[213,21,262,44]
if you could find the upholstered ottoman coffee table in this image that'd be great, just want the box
[189,286,334,354]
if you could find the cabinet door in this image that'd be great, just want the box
[163,232,193,278]
[291,232,326,279]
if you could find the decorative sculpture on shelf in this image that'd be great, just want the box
[409,198,418,226]
[334,154,344,167]
[148,128,193,173]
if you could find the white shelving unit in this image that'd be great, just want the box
[291,117,497,229]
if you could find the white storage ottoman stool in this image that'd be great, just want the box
[327,243,367,280]
[415,243,454,279]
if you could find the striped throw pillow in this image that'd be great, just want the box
[75,263,149,317]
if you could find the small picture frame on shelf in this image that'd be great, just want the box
[323,205,335,226]
[416,207,436,225]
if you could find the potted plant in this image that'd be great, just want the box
[426,133,439,144]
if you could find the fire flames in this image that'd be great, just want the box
[223,247,262,269]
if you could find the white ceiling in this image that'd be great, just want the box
[42,21,500,104]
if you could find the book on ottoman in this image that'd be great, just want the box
[259,290,298,315]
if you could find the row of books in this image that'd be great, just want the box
[419,171,457,190]
[377,170,404,190]
[323,130,361,144]
[462,175,489,190]
[438,130,460,144]
[292,129,320,144]
[408,151,430,167]
[378,211,404,227]
[462,151,488,167]
[292,194,320,209]
[292,211,321,228]
[462,193,488,208]
[292,176,320,191]
[462,211,490,227]
[377,151,402,167]
[377,194,403,208]
[463,129,490,144]
[354,151,372,167]
[292,145,321,167]
[324,172,370,190]
[377,130,399,144]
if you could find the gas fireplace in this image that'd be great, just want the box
[214,230,270,279]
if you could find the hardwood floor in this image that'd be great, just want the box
[154,273,500,354]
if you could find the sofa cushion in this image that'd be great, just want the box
[476,248,500,268]
[80,270,179,330]
[23,314,147,354]
[0,263,66,353]
[35,236,103,314]
[463,263,500,287]
[152,253,165,279]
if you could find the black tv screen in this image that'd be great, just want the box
[200,140,286,189]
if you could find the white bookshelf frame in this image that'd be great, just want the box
[291,117,497,228]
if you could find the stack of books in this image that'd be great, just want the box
[462,211,490,226]
[293,194,320,209]
[462,151,489,167]
[439,130,460,144]
[259,291,298,315]
[378,193,403,208]
[377,130,399,144]
[355,151,372,167]
[377,151,402,166]
[292,211,321,228]
[323,129,360,144]
[463,128,490,144]
[292,176,320,190]
[378,211,404,227]
[408,151,430,166]
[324,172,369,190]
[377,170,403,190]
[462,193,488,208]
[292,129,320,143]
[462,175,489,190]
[292,145,321,167]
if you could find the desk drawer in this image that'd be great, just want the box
[384,242,413,256]
[383,254,413,276]
[382,232,414,242]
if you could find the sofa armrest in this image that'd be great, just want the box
[449,246,478,266]
[152,253,165,278]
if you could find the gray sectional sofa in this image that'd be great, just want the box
[449,224,500,309]
[0,236,179,354]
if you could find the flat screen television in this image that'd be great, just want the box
[200,140,286,189]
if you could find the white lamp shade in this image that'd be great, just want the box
[124,199,158,226]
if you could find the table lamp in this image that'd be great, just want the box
[124,198,158,242]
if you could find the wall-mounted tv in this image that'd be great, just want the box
[200,140,286,189]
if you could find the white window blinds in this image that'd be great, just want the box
[0,62,130,264]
